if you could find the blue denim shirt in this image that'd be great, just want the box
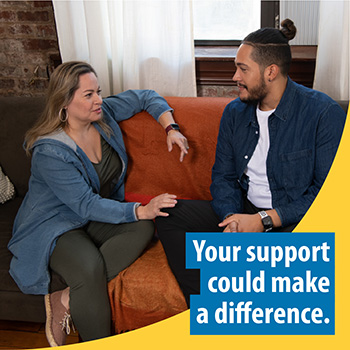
[8,90,172,295]
[210,78,346,226]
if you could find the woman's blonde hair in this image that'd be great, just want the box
[25,61,110,154]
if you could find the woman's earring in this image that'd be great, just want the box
[59,108,68,123]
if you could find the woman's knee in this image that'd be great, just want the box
[123,219,155,245]
[50,231,107,289]
[138,219,155,241]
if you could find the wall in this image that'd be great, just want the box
[0,0,61,97]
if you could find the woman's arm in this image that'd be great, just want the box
[103,90,189,161]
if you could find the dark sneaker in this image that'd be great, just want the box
[45,289,75,347]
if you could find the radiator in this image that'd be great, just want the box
[280,0,320,45]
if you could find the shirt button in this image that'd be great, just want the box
[244,155,248,159]
[255,131,258,134]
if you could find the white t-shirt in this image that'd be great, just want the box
[245,106,275,209]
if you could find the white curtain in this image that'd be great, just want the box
[313,0,349,100]
[52,0,196,97]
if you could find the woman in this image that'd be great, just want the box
[8,61,189,346]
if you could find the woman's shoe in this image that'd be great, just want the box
[44,289,75,347]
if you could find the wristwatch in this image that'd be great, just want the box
[165,123,180,134]
[258,211,273,232]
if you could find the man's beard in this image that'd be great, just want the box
[238,77,268,105]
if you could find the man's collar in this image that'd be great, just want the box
[273,77,297,121]
[243,77,296,126]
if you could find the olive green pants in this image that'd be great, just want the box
[49,220,154,342]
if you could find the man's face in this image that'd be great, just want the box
[233,44,268,105]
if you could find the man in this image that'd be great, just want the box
[155,19,346,307]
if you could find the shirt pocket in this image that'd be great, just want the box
[280,149,313,191]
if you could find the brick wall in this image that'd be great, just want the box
[197,85,239,98]
[0,0,61,97]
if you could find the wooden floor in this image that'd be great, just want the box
[0,320,79,349]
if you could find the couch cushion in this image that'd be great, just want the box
[0,198,23,292]
[0,197,47,323]
[108,240,187,334]
[0,97,45,197]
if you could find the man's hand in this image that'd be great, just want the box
[218,213,264,232]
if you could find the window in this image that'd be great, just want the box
[193,0,261,42]
[193,0,279,45]
[193,1,319,46]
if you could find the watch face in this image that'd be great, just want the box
[171,123,180,131]
[262,216,273,231]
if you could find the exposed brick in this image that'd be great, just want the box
[197,85,239,98]
[0,10,16,22]
[0,78,15,89]
[33,1,53,8]
[17,11,50,22]
[35,24,56,38]
[0,53,8,65]
[19,77,49,91]
[6,51,49,65]
[0,65,22,77]
[21,38,58,51]
[0,1,62,96]
[0,39,24,52]
[8,24,33,35]
[0,1,27,8]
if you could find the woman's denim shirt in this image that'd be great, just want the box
[211,78,346,226]
[8,90,172,295]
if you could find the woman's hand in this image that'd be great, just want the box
[136,193,177,220]
[167,130,189,162]
[158,111,189,162]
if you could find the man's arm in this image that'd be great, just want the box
[274,102,346,228]
[210,104,245,220]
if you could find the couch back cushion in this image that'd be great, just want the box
[0,97,45,198]
[121,96,232,203]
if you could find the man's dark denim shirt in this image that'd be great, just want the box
[210,78,346,227]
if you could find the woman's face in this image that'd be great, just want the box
[65,72,103,126]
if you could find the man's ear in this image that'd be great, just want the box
[265,64,279,82]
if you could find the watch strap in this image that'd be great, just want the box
[165,123,180,134]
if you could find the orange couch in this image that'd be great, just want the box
[0,95,232,332]
[108,96,233,334]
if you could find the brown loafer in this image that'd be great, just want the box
[45,289,75,347]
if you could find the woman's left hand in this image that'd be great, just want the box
[167,130,189,162]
